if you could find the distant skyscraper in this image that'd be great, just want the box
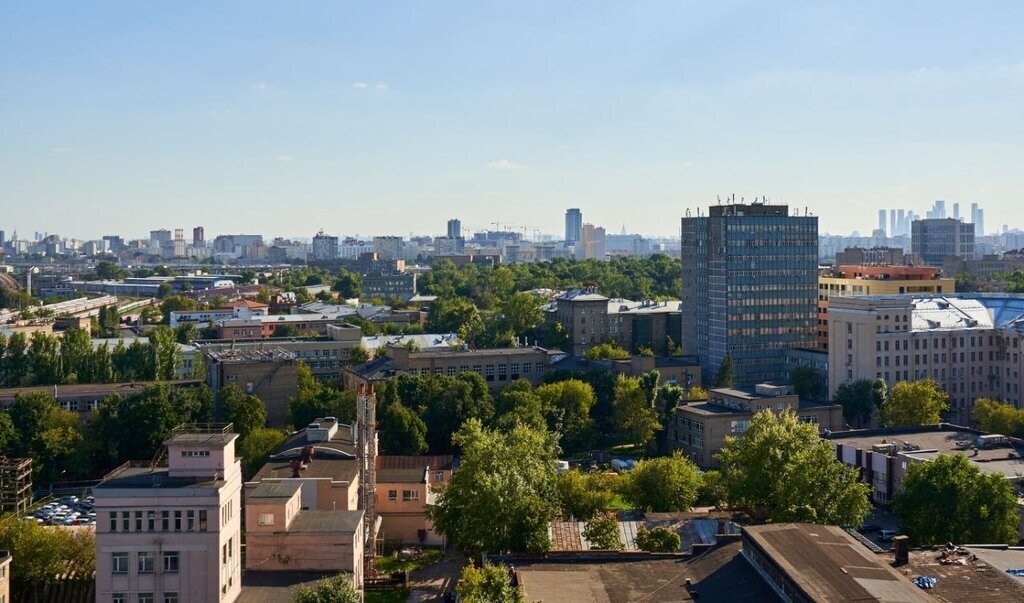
[681,203,818,385]
[897,209,906,236]
[976,208,985,236]
[193,226,205,247]
[447,219,461,239]
[952,202,960,221]
[0,230,5,250]
[890,210,896,239]
[971,202,980,225]
[565,208,583,244]
[878,210,887,236]
[311,231,339,261]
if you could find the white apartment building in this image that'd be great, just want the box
[94,425,243,603]
[828,294,1024,425]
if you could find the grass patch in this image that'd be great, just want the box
[365,589,410,603]
[375,547,443,574]
[606,494,633,511]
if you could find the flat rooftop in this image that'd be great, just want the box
[882,548,1024,602]
[829,426,1024,480]
[248,481,301,501]
[0,379,202,401]
[205,347,296,362]
[744,523,932,603]
[515,540,778,602]
[288,510,363,533]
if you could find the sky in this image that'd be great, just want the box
[2,1,1023,240]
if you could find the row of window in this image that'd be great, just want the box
[408,362,543,377]
[112,594,178,603]
[108,510,208,533]
[386,489,421,502]
[111,551,179,574]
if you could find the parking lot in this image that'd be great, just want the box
[30,495,96,527]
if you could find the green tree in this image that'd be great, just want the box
[148,325,182,381]
[834,379,878,428]
[619,454,702,512]
[159,295,197,323]
[427,419,560,553]
[493,381,548,431]
[95,260,128,280]
[879,379,948,427]
[3,332,30,386]
[556,469,619,520]
[584,342,630,360]
[696,469,726,508]
[175,322,199,344]
[420,373,495,453]
[893,454,1019,545]
[28,332,62,385]
[456,563,524,603]
[348,345,369,365]
[717,410,871,525]
[238,427,288,479]
[789,365,824,400]
[378,402,428,455]
[59,327,93,383]
[9,391,85,483]
[712,354,734,387]
[535,379,596,449]
[426,296,479,334]
[612,375,661,449]
[635,526,682,552]
[0,517,96,603]
[219,384,267,439]
[291,573,360,603]
[583,513,623,550]
[972,398,1024,437]
[332,270,362,299]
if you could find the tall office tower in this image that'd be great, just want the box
[971,202,980,225]
[890,210,897,239]
[193,226,205,247]
[897,209,906,236]
[565,208,583,244]
[976,208,985,237]
[911,218,975,264]
[149,229,172,247]
[446,219,461,239]
[681,203,818,386]
[878,210,887,236]
[174,228,184,241]
[952,202,960,221]
[0,230,5,250]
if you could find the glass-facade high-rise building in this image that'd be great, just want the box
[681,203,818,386]
[565,208,582,244]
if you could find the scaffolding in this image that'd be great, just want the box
[0,457,32,513]
[357,384,378,573]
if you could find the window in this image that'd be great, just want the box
[134,511,143,532]
[111,552,129,574]
[138,594,154,603]
[121,511,130,532]
[147,511,156,532]
[164,551,180,573]
[186,510,195,531]
[161,510,170,531]
[174,510,182,532]
[112,595,126,603]
[109,512,117,532]
[199,510,208,531]
[387,490,397,502]
[181,450,210,457]
[138,551,154,573]
[402,490,420,502]
[258,513,275,526]
[164,594,179,603]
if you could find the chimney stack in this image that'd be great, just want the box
[893,535,910,565]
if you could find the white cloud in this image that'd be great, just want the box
[374,81,388,90]
[484,159,524,171]
[50,146,73,154]
[352,82,368,89]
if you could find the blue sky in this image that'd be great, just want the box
[2,1,1022,240]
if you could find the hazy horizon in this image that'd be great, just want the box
[3,2,1023,239]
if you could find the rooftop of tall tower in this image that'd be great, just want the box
[708,203,791,217]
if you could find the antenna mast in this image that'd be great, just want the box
[357,384,378,572]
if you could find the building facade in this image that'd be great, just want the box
[817,265,954,349]
[682,203,818,385]
[911,218,975,264]
[565,208,582,244]
[311,231,339,261]
[671,384,842,468]
[827,294,1024,425]
[94,425,243,603]
[204,349,299,426]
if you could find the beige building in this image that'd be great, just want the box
[374,455,453,545]
[817,265,954,349]
[546,288,683,356]
[205,348,299,427]
[248,417,360,513]
[344,344,559,391]
[244,481,364,582]
[94,424,243,603]
[671,384,843,468]
[827,294,1024,426]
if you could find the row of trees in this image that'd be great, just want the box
[833,377,949,428]
[0,326,183,387]
[429,410,874,555]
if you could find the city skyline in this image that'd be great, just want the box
[3,2,1024,237]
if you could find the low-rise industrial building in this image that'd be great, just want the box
[204,348,299,426]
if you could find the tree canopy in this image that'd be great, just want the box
[427,419,560,553]
[456,563,525,603]
[879,379,948,428]
[893,454,1019,545]
[834,379,886,428]
[556,469,619,521]
[717,410,871,525]
[712,355,734,387]
[618,454,702,512]
[583,513,623,550]
[291,574,360,603]
[972,398,1024,438]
